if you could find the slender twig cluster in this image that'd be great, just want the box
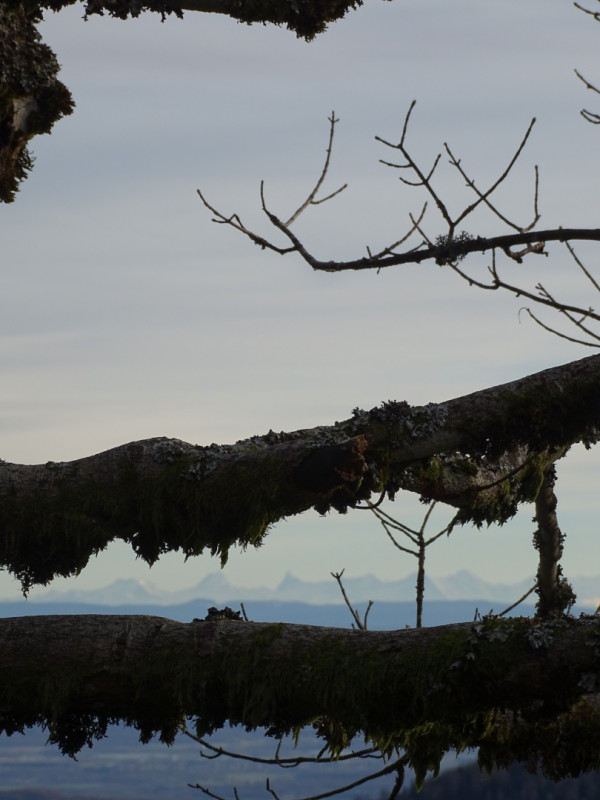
[575,2,600,123]
[184,720,408,800]
[330,568,373,630]
[198,106,600,346]
[363,501,455,628]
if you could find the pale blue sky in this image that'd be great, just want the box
[1,0,600,599]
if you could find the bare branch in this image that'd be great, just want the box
[376,103,452,228]
[447,118,539,232]
[574,68,600,95]
[566,240,600,292]
[444,244,600,342]
[196,188,297,255]
[260,756,406,800]
[581,109,600,124]
[198,105,600,355]
[523,309,600,347]
[368,501,457,627]
[188,779,233,800]
[496,583,538,618]
[285,112,347,226]
[183,727,379,766]
[574,2,600,23]
[573,5,600,121]
[331,569,372,630]
[517,269,600,347]
[365,202,428,261]
[259,183,321,267]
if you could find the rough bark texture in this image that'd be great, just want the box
[1,613,600,781]
[1,353,599,592]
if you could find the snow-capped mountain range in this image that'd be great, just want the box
[33,570,600,608]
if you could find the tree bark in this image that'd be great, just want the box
[1,353,599,591]
[1,613,600,779]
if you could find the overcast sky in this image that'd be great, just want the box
[1,0,600,600]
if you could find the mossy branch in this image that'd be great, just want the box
[2,613,600,782]
[1,353,600,591]
[533,466,577,617]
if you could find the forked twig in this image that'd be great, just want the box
[190,754,407,800]
[367,501,457,628]
[331,569,373,630]
[263,755,408,800]
[184,729,379,767]
[445,119,539,232]
[285,112,347,226]
[574,4,600,122]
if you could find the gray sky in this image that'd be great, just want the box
[2,0,600,599]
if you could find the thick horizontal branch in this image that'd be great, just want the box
[302,228,600,272]
[2,613,600,780]
[2,353,600,590]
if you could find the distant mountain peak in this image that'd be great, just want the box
[23,570,599,609]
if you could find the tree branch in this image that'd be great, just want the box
[199,110,600,346]
[2,353,600,591]
[2,613,600,782]
[533,466,576,617]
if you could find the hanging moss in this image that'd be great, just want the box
[2,615,600,778]
[0,3,74,202]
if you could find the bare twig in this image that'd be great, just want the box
[575,1,600,21]
[367,501,457,628]
[285,112,347,226]
[331,569,372,630]
[183,728,379,766]
[196,189,297,256]
[574,3,600,121]
[524,306,600,347]
[574,66,600,123]
[188,781,241,800]
[496,583,538,617]
[198,108,600,348]
[261,755,407,800]
[376,101,452,228]
[566,240,600,292]
[445,118,539,232]
[365,202,428,261]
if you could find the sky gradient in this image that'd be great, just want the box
[2,0,600,599]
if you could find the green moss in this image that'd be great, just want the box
[3,616,600,778]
